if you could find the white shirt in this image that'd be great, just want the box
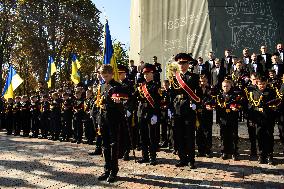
[261,54,266,62]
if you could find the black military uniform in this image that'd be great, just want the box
[97,75,126,182]
[50,95,62,140]
[30,97,41,138]
[61,94,73,142]
[40,96,50,139]
[13,98,22,136]
[248,78,277,164]
[84,94,95,145]
[197,85,214,157]
[170,53,201,168]
[278,82,284,147]
[21,97,31,137]
[5,99,14,135]
[72,92,85,144]
[216,87,240,160]
[134,63,161,165]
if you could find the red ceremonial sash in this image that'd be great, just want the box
[141,84,155,108]
[175,72,201,103]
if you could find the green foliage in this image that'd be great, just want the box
[113,41,129,66]
[0,0,103,92]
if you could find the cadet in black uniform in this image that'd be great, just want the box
[13,96,22,136]
[278,74,284,149]
[72,90,85,144]
[215,80,241,160]
[97,65,126,183]
[21,95,31,137]
[40,95,50,139]
[243,72,259,158]
[61,92,73,142]
[133,63,161,166]
[197,75,214,157]
[170,53,201,168]
[50,92,62,141]
[5,98,14,135]
[248,76,278,164]
[84,89,95,145]
[30,95,41,138]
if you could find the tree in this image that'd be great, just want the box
[113,41,129,66]
[1,0,103,93]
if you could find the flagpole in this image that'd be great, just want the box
[0,45,3,97]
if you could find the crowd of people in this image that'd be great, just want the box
[0,43,283,183]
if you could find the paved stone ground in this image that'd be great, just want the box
[0,122,284,189]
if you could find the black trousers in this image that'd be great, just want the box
[92,115,102,149]
[219,111,239,155]
[101,118,120,175]
[14,113,21,135]
[31,112,40,136]
[139,116,158,160]
[50,111,61,138]
[160,110,169,144]
[174,114,196,163]
[6,113,13,134]
[84,117,95,142]
[73,112,83,141]
[196,110,213,154]
[21,112,30,136]
[277,112,284,145]
[40,112,50,137]
[62,111,73,139]
[255,111,275,157]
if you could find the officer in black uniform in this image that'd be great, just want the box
[72,90,85,144]
[248,76,278,164]
[170,53,201,168]
[39,95,50,139]
[84,89,95,145]
[21,95,31,137]
[13,96,22,136]
[97,65,126,183]
[5,98,14,135]
[30,95,41,138]
[50,92,62,141]
[278,74,284,149]
[61,92,73,142]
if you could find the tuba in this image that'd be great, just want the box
[166,61,181,89]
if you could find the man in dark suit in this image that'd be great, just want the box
[275,43,284,62]
[221,49,233,75]
[128,59,138,83]
[257,45,272,73]
[211,59,226,90]
[271,54,284,78]
[196,57,211,80]
[242,48,251,66]
[153,56,162,86]
[246,53,264,75]
[205,51,216,70]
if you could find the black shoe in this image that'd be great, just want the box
[149,159,157,166]
[189,162,196,169]
[268,156,274,165]
[138,158,149,164]
[71,139,77,143]
[258,156,268,164]
[232,154,239,161]
[172,150,178,155]
[98,172,110,181]
[196,152,206,157]
[159,141,168,148]
[175,161,188,167]
[221,153,229,160]
[123,153,130,161]
[60,138,66,142]
[106,174,117,183]
[206,153,212,158]
[88,148,102,156]
[77,140,82,144]
[88,141,94,145]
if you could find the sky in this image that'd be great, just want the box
[92,0,130,48]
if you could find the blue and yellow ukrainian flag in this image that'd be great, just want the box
[103,20,119,81]
[71,53,81,84]
[2,65,23,100]
[45,55,57,88]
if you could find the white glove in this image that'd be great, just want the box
[191,103,196,110]
[167,109,172,118]
[126,110,131,117]
[151,115,158,125]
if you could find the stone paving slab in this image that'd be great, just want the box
[0,126,284,189]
